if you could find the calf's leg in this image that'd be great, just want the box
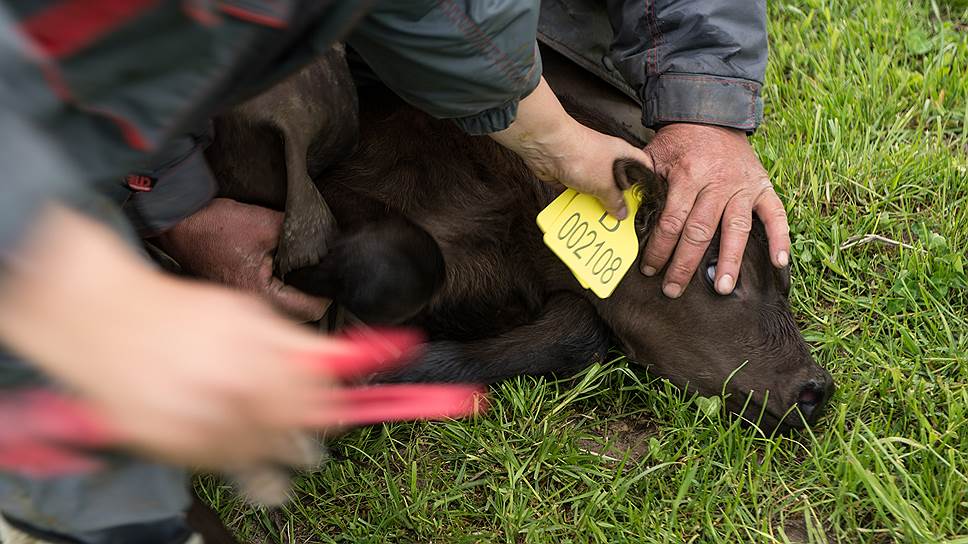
[186,490,238,544]
[378,293,612,384]
[285,215,444,326]
[209,47,359,276]
[275,130,337,275]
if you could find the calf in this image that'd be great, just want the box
[211,49,834,435]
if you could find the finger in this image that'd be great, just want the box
[629,147,656,175]
[330,327,426,377]
[713,194,753,295]
[256,431,324,470]
[266,276,332,323]
[754,188,791,268]
[306,384,486,427]
[593,175,629,220]
[641,182,699,277]
[662,192,727,298]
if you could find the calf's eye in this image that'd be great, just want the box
[705,263,717,283]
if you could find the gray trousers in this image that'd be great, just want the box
[0,196,191,535]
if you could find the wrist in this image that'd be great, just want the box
[648,123,751,175]
[493,117,583,181]
[656,122,747,138]
[0,206,155,379]
[655,123,751,152]
[490,77,581,177]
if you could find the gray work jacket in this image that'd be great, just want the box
[1,0,767,257]
[0,0,542,255]
[129,0,769,236]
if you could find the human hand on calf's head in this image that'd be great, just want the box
[640,123,791,299]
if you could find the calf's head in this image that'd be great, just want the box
[596,162,833,433]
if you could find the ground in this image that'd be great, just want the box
[198,1,968,542]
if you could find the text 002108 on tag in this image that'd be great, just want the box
[538,189,641,298]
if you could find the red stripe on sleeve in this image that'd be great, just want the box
[21,0,161,58]
[217,3,286,28]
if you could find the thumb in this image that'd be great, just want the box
[599,143,656,220]
[596,183,628,221]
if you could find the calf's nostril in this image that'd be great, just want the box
[797,387,820,406]
[794,380,829,421]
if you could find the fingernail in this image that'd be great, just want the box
[716,274,734,295]
[662,283,683,299]
[642,265,657,277]
[613,204,628,221]
[777,251,790,267]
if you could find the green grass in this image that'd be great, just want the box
[198,1,968,542]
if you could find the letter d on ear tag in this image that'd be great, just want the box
[540,189,641,298]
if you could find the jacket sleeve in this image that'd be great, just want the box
[0,111,86,262]
[0,6,85,262]
[122,126,217,237]
[347,0,543,135]
[606,0,767,132]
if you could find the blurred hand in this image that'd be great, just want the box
[156,198,329,322]
[640,123,791,298]
[490,78,650,219]
[0,207,480,471]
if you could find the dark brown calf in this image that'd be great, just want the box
[210,48,834,436]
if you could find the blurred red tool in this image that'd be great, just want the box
[298,326,487,427]
[0,327,485,476]
[0,389,114,476]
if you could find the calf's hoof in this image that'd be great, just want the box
[274,177,338,277]
[285,218,444,325]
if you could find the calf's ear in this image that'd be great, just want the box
[611,159,667,231]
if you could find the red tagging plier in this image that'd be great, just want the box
[296,327,487,427]
[0,327,486,476]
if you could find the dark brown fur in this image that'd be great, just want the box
[207,47,359,276]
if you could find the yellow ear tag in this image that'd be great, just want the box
[536,188,578,232]
[537,189,641,298]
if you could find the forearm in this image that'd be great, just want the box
[488,78,577,178]
[0,205,152,383]
[349,0,542,135]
